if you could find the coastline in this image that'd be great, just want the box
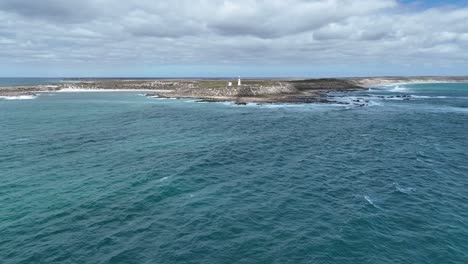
[0,78,364,104]
[2,77,468,104]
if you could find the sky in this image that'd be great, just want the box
[0,0,467,77]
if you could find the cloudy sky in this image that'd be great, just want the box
[0,0,467,77]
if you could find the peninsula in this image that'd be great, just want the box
[1,76,468,104]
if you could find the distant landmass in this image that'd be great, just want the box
[1,76,468,104]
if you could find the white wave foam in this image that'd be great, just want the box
[158,176,169,182]
[410,95,448,99]
[393,183,415,194]
[364,195,376,207]
[367,100,383,106]
[389,86,409,92]
[0,95,37,100]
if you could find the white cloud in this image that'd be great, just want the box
[0,0,467,75]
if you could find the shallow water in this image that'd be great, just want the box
[1,84,467,263]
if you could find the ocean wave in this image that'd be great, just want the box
[0,95,37,100]
[367,100,383,106]
[437,106,468,113]
[410,95,448,99]
[364,195,376,207]
[393,183,415,194]
[157,176,170,183]
[389,86,410,92]
[15,138,31,142]
[411,105,468,114]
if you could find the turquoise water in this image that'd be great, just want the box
[0,78,64,87]
[1,84,467,263]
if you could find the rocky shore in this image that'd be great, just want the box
[145,79,365,104]
[0,78,365,104]
[2,76,467,104]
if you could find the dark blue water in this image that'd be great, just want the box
[1,83,467,263]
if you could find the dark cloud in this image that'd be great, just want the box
[0,0,98,23]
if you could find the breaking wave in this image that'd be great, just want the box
[0,95,37,100]
[410,95,448,99]
[364,195,376,207]
[393,183,416,194]
[389,86,410,92]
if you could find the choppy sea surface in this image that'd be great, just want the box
[1,83,467,263]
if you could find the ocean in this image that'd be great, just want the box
[1,83,467,263]
[0,78,65,87]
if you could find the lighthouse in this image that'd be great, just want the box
[238,77,242,86]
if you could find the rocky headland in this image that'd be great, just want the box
[145,79,365,104]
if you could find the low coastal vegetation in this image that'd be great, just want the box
[2,76,468,104]
[0,78,364,104]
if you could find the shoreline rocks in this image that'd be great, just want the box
[144,78,365,104]
[2,76,468,104]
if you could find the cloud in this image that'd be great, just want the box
[209,0,396,38]
[0,0,468,76]
[0,0,100,23]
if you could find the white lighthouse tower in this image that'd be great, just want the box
[238,76,242,86]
